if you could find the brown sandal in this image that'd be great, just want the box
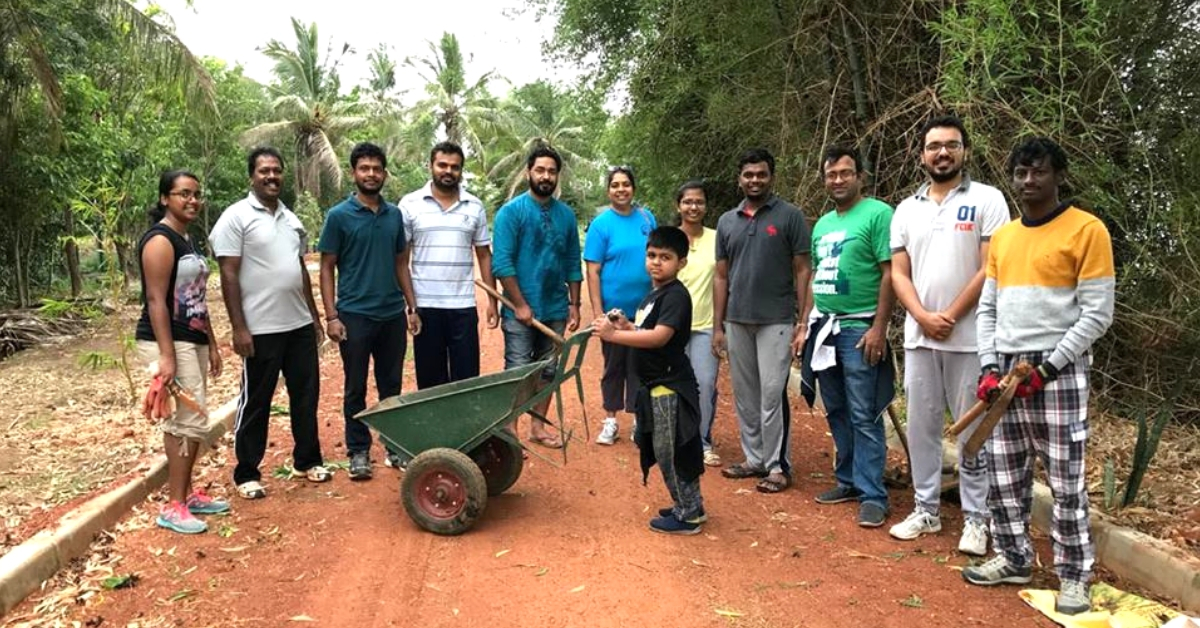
[721,463,768,479]
[756,473,791,493]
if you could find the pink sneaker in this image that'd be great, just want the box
[156,501,207,534]
[186,489,230,515]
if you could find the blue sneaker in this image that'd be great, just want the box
[649,514,702,535]
[157,501,207,534]
[186,490,230,515]
[657,506,708,523]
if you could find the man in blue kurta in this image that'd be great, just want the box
[491,145,583,448]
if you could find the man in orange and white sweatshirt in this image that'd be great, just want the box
[964,137,1115,616]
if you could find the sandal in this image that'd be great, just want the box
[236,481,267,500]
[528,434,564,449]
[721,463,767,479]
[291,465,332,483]
[756,473,791,494]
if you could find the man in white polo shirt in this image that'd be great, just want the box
[888,116,1010,554]
[210,147,329,500]
[399,141,499,390]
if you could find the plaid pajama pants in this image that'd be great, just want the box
[989,352,1094,584]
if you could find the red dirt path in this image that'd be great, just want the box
[8,320,1069,628]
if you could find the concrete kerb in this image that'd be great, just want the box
[933,439,1200,613]
[0,398,238,617]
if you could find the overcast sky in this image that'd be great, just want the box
[156,0,579,101]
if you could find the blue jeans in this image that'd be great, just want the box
[815,325,888,508]
[685,329,719,450]
[338,311,406,455]
[501,317,566,380]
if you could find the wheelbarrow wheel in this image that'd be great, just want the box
[401,448,488,536]
[469,435,524,496]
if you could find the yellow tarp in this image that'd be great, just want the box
[1019,583,1182,628]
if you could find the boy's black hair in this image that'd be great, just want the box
[1006,136,1069,175]
[647,226,690,259]
[350,142,387,169]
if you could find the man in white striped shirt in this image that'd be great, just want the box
[398,142,499,389]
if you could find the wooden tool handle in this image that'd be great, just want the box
[475,279,565,345]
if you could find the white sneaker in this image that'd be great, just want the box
[889,510,942,540]
[596,418,618,445]
[958,519,989,556]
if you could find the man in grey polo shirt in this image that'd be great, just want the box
[398,141,498,391]
[888,115,1010,555]
[713,148,812,494]
[210,147,328,500]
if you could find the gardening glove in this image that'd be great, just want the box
[976,366,1002,402]
[1015,363,1059,398]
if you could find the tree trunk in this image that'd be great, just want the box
[63,206,83,298]
[115,239,136,292]
[13,231,29,308]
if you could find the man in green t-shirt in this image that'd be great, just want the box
[803,146,896,528]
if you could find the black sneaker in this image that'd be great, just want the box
[815,485,860,504]
[348,451,372,481]
[649,514,701,535]
[858,502,887,528]
[657,506,708,523]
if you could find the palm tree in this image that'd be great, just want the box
[483,82,602,201]
[241,18,368,202]
[405,32,501,151]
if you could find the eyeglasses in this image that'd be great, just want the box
[823,169,857,182]
[679,199,706,207]
[924,141,964,153]
[169,190,203,201]
[607,165,633,175]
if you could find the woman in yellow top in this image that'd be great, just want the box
[674,181,722,467]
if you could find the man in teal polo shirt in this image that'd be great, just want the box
[491,145,583,448]
[318,142,418,479]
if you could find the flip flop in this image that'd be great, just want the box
[291,465,332,483]
[528,434,564,449]
[756,473,791,494]
[236,481,267,500]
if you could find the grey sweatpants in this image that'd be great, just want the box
[903,348,989,521]
[726,322,792,475]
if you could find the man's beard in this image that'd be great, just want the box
[925,162,962,184]
[355,181,383,196]
[433,175,459,193]
[530,179,556,197]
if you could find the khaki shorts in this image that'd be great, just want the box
[137,340,209,441]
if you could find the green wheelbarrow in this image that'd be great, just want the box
[356,328,591,535]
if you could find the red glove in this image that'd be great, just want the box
[1015,363,1058,398]
[976,368,1002,402]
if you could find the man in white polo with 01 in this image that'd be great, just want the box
[888,115,1010,554]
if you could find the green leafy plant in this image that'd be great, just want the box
[78,350,117,370]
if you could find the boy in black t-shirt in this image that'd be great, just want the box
[593,227,706,535]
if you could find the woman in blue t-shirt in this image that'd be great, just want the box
[584,166,657,445]
[135,170,227,534]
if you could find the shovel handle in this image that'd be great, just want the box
[475,279,565,345]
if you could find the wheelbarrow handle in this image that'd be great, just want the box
[475,279,565,345]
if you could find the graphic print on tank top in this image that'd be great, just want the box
[173,251,210,332]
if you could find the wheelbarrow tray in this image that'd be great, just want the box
[355,361,546,464]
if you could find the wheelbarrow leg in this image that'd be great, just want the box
[574,371,590,442]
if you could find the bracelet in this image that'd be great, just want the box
[325,314,339,322]
[406,307,417,315]
[570,301,581,307]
